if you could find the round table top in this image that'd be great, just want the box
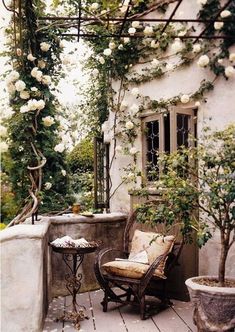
[49,242,100,255]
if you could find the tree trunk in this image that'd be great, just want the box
[218,232,230,286]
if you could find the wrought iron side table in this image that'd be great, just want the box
[50,243,99,329]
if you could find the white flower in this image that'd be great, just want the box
[20,91,30,99]
[40,42,51,52]
[42,75,52,85]
[18,146,24,151]
[31,87,38,92]
[131,87,139,96]
[128,27,136,35]
[92,68,99,76]
[59,40,65,48]
[61,169,66,176]
[54,143,65,153]
[132,21,140,28]
[195,101,201,107]
[144,26,153,35]
[27,99,39,111]
[150,40,159,48]
[0,125,7,137]
[197,54,210,67]
[181,94,190,104]
[151,58,160,66]
[130,104,139,114]
[220,10,231,18]
[103,48,112,56]
[214,22,224,30]
[178,30,187,36]
[15,80,26,92]
[129,147,138,155]
[90,2,99,10]
[109,42,116,50]
[42,116,55,127]
[101,10,107,15]
[44,182,52,190]
[120,5,128,13]
[197,0,207,5]
[229,53,235,62]
[171,39,183,53]
[8,70,20,82]
[118,44,124,50]
[125,121,134,130]
[16,48,22,56]
[20,105,30,113]
[38,60,46,69]
[115,145,122,153]
[7,83,16,94]
[218,58,224,64]
[192,44,201,53]
[123,37,130,44]
[120,100,128,110]
[35,71,43,82]
[166,63,174,71]
[225,66,235,78]
[31,67,39,78]
[98,56,105,64]
[27,53,36,61]
[0,141,8,153]
[37,99,45,110]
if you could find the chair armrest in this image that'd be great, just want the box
[95,248,128,271]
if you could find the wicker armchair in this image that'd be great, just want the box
[94,210,184,320]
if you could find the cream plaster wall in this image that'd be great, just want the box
[103,3,235,276]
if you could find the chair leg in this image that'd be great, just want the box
[140,295,146,320]
[101,292,108,312]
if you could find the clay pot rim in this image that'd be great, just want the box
[185,276,235,294]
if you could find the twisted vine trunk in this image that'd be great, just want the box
[218,230,230,286]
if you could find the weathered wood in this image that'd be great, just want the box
[171,300,197,332]
[43,296,64,332]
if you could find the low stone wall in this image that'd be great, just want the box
[0,213,127,332]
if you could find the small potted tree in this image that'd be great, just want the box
[136,125,235,331]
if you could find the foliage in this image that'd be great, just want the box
[136,125,235,286]
[67,137,94,173]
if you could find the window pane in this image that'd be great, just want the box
[146,120,159,181]
[177,114,190,148]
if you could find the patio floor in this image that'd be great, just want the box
[43,289,196,332]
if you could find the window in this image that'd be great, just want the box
[142,107,197,182]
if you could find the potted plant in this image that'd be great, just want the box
[136,125,235,331]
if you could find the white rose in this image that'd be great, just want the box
[144,26,153,35]
[38,60,46,69]
[27,99,38,111]
[0,125,7,137]
[125,121,134,130]
[150,40,159,48]
[151,58,160,66]
[103,48,112,56]
[128,27,136,35]
[218,58,224,64]
[35,71,43,82]
[7,83,16,94]
[54,143,65,153]
[130,104,139,114]
[20,91,30,99]
[37,99,46,110]
[20,105,30,113]
[120,5,128,13]
[44,182,52,190]
[98,56,105,64]
[15,80,26,92]
[225,66,235,78]
[181,94,190,104]
[27,53,36,61]
[42,116,55,127]
[31,67,39,78]
[0,141,8,153]
[229,53,235,62]
[131,87,139,96]
[31,87,38,92]
[40,42,51,52]
[59,40,65,48]
[120,100,128,110]
[61,169,66,176]
[123,37,130,44]
[101,10,107,15]
[220,10,231,18]
[9,70,20,82]
[109,42,116,50]
[129,147,138,155]
[195,101,201,107]
[92,68,99,76]
[171,39,183,53]
[214,22,224,30]
[197,54,210,67]
[118,44,124,50]
[178,30,187,37]
[132,21,140,28]
[197,0,207,5]
[192,44,201,53]
[42,75,52,85]
[90,2,99,10]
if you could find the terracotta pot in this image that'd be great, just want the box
[185,276,235,332]
[72,203,80,214]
